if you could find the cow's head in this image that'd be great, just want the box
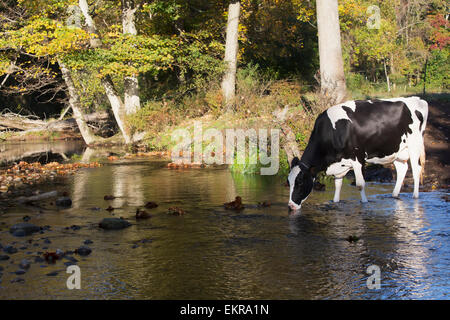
[287,157,314,211]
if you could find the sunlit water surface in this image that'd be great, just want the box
[0,151,449,299]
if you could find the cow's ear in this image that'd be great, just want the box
[291,156,300,169]
[310,166,318,176]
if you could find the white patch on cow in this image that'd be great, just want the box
[326,158,353,178]
[288,165,301,206]
[326,100,357,129]
[366,154,397,165]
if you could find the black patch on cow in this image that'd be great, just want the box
[415,110,424,131]
[345,100,413,160]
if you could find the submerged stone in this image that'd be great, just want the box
[75,246,92,256]
[99,218,131,230]
[9,223,40,237]
[56,197,72,207]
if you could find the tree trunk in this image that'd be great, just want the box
[221,1,240,112]
[316,0,347,104]
[102,76,132,144]
[383,59,391,92]
[58,59,103,145]
[78,0,102,48]
[122,0,141,115]
[78,0,132,144]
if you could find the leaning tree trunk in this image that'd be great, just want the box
[58,59,103,145]
[78,0,132,144]
[316,0,347,104]
[221,1,240,112]
[122,0,141,115]
[102,75,132,144]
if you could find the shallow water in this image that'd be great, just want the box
[0,155,449,299]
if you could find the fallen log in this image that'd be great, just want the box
[15,190,59,204]
[0,111,109,133]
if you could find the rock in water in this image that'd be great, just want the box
[55,197,72,207]
[9,223,41,237]
[3,245,18,254]
[98,218,131,230]
[75,246,92,256]
[19,259,31,269]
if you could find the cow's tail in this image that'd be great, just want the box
[420,142,426,185]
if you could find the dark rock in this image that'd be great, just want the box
[19,259,30,269]
[43,239,51,244]
[99,218,131,230]
[313,181,326,191]
[136,209,152,219]
[224,197,244,211]
[3,245,18,254]
[346,235,360,243]
[131,244,139,249]
[22,216,31,222]
[14,269,26,275]
[0,255,10,261]
[364,165,393,182]
[11,278,25,283]
[144,202,158,209]
[83,240,93,245]
[46,271,58,276]
[75,246,92,256]
[55,197,72,207]
[9,223,41,237]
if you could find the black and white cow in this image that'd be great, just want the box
[288,97,428,210]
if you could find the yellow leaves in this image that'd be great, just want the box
[1,16,91,58]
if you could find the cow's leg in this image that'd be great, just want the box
[333,177,343,203]
[392,160,408,198]
[408,134,423,199]
[410,153,421,199]
[352,161,368,203]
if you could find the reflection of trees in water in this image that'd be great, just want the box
[391,199,429,296]
[0,140,85,164]
[111,164,144,207]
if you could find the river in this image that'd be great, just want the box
[0,142,449,299]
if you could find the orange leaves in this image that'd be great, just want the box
[0,161,101,191]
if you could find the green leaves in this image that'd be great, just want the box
[64,33,179,77]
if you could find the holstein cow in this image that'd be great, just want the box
[288,97,428,211]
